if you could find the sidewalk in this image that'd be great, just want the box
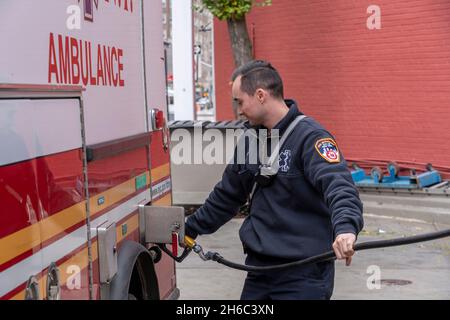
[176,213,450,300]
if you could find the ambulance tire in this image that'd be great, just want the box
[110,241,160,300]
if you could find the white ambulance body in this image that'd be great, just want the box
[0,0,177,300]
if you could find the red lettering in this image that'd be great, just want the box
[118,48,125,87]
[96,44,105,86]
[58,35,71,84]
[70,37,80,84]
[48,33,60,83]
[103,46,112,86]
[111,47,119,87]
[47,33,127,88]
[80,40,89,86]
[104,0,133,13]
[89,43,97,86]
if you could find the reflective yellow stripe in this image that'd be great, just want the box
[10,214,139,300]
[153,193,172,206]
[10,278,46,301]
[90,178,137,215]
[3,161,170,299]
[40,202,86,243]
[151,163,170,183]
[0,167,158,266]
[116,214,139,243]
[0,201,86,266]
[11,244,93,301]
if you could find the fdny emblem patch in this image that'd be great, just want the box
[315,138,340,163]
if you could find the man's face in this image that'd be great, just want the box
[232,76,265,126]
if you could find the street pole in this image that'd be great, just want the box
[172,0,194,120]
[196,51,199,83]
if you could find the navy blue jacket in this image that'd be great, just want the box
[185,100,364,260]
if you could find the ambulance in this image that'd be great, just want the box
[0,0,179,300]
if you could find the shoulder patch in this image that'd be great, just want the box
[314,138,340,163]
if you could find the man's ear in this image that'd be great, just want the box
[256,89,266,103]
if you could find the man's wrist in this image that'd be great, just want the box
[184,219,199,239]
[334,223,358,239]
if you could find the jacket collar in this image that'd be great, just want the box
[243,99,302,133]
[273,99,302,135]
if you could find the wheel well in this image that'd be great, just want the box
[128,252,160,300]
[109,241,160,300]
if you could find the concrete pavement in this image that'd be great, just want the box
[176,213,450,300]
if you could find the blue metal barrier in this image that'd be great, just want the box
[351,162,442,189]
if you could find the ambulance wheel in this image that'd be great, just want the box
[128,251,160,300]
[387,161,399,177]
[371,166,384,183]
[110,241,160,300]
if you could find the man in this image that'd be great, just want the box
[185,60,364,300]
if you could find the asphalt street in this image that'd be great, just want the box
[176,212,450,300]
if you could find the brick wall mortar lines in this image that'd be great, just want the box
[214,0,450,176]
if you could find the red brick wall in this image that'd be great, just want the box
[214,0,450,177]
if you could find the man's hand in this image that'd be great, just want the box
[332,233,356,266]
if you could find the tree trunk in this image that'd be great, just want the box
[227,17,254,67]
[227,16,254,118]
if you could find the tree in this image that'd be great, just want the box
[199,0,272,116]
[200,0,272,67]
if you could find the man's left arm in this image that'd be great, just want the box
[302,130,364,265]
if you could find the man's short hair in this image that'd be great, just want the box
[231,60,284,100]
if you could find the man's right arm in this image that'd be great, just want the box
[184,163,252,239]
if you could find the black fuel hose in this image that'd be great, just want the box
[205,228,450,272]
